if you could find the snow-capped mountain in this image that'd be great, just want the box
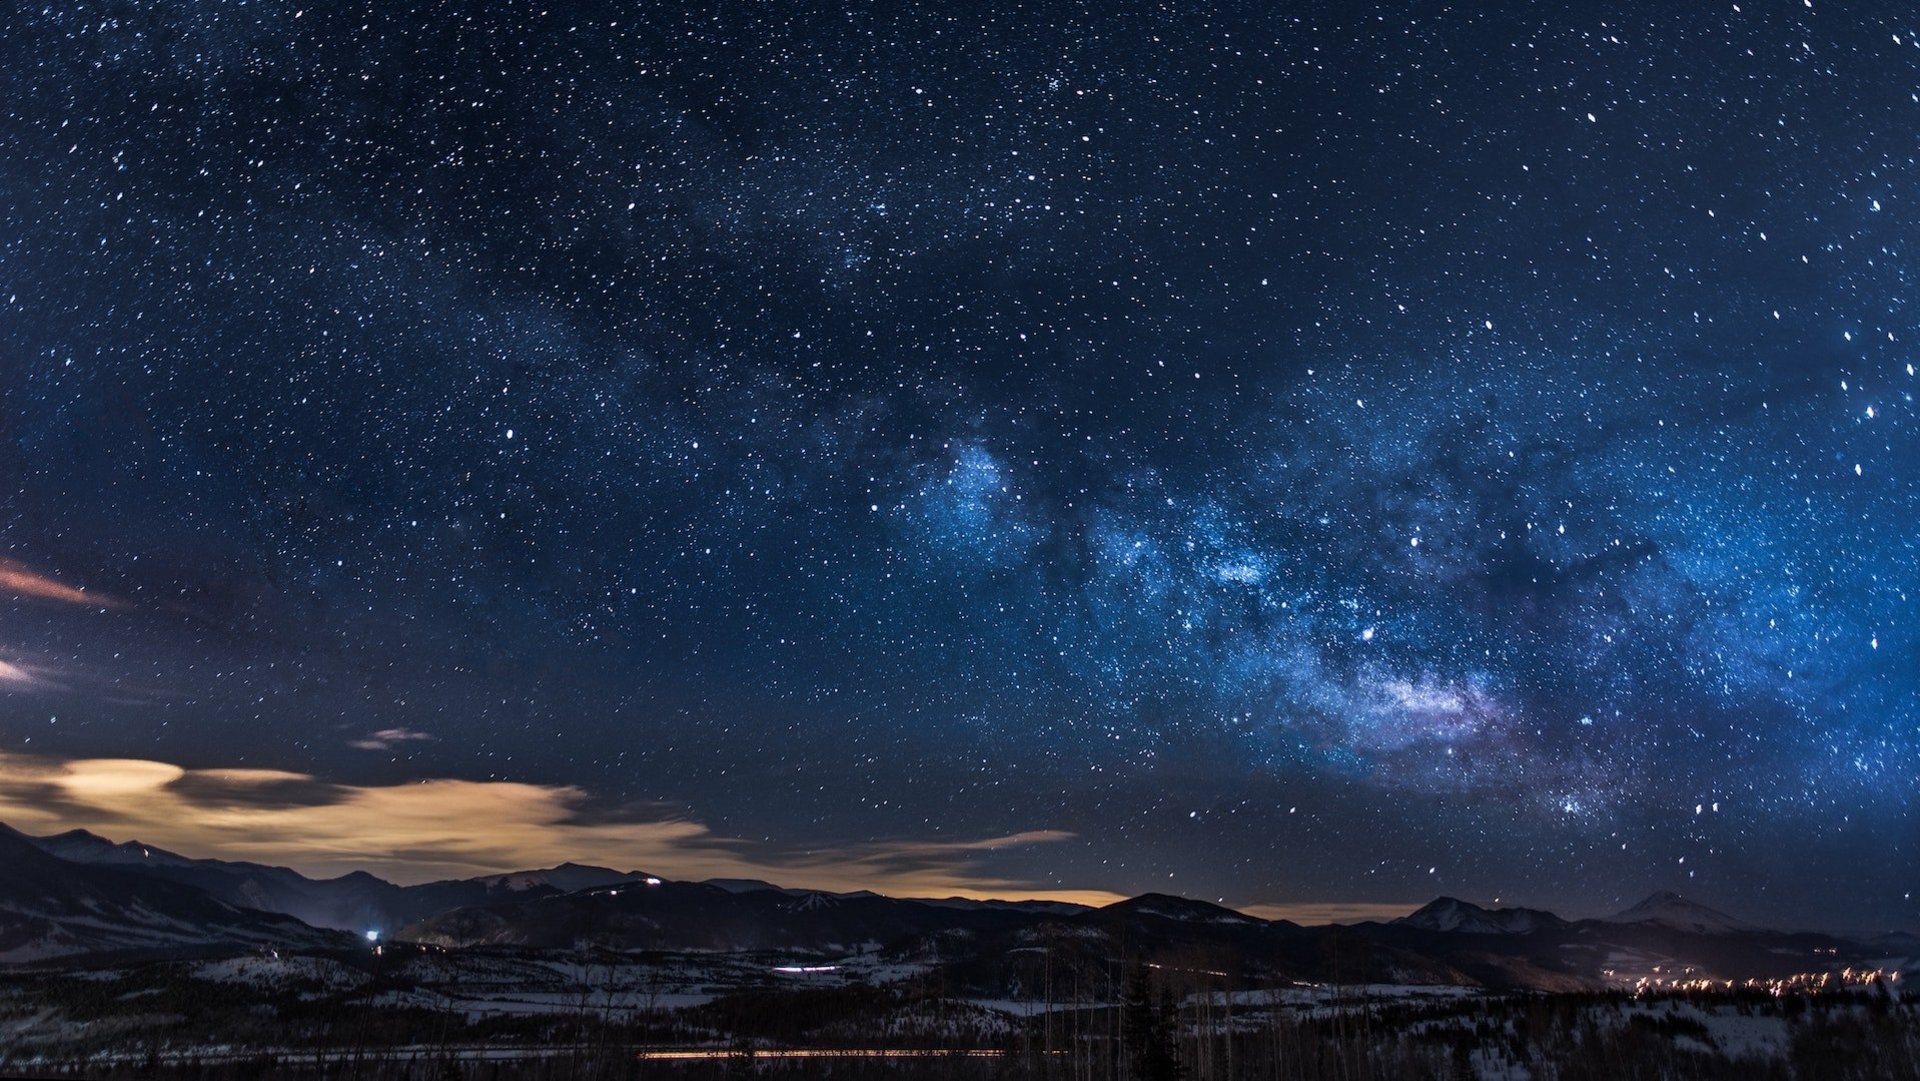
[1603,891,1756,935]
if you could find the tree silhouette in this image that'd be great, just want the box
[1122,963,1183,1081]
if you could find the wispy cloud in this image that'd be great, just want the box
[0,558,123,610]
[0,658,51,690]
[0,752,1120,904]
[349,727,436,751]
[740,830,1116,903]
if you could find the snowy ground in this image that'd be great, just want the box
[3,944,1911,1080]
[176,945,941,1021]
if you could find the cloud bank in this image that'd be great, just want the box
[0,751,1125,905]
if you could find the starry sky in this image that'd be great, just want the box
[0,1,1915,931]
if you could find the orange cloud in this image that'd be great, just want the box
[766,830,1125,905]
[0,558,123,609]
[0,751,1121,905]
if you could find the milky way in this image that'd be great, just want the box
[0,1,1915,928]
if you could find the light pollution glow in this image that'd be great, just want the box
[0,750,1409,922]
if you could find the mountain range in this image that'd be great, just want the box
[3,822,1913,993]
[15,824,647,936]
[0,826,342,962]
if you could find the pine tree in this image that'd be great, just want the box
[1122,963,1184,1081]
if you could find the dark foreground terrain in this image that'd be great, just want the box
[1,947,1914,1080]
[2,823,1915,1078]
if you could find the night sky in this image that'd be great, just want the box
[0,1,1915,931]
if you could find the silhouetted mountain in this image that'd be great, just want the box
[703,878,809,896]
[1397,897,1567,935]
[0,826,342,962]
[12,826,652,935]
[472,863,642,893]
[913,896,1091,915]
[1344,889,1899,991]
[31,828,202,867]
[4,821,1903,994]
[401,878,1055,952]
[699,879,1090,914]
[1101,893,1265,926]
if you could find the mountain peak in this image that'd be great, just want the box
[1398,896,1565,935]
[472,863,631,892]
[29,828,195,867]
[46,828,114,844]
[1103,893,1262,925]
[704,878,807,896]
[1606,891,1753,934]
[1400,896,1486,929]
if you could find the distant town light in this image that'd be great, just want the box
[365,930,381,943]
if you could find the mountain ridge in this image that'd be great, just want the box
[0,823,1857,937]
[0,826,345,962]
[1397,896,1568,935]
[4,821,1907,995]
[1604,890,1756,935]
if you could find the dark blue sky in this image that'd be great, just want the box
[0,0,1914,929]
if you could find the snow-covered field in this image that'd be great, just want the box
[191,954,365,991]
[174,945,942,1021]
